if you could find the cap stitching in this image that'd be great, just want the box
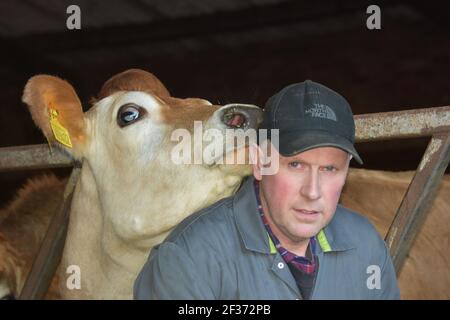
[272,83,303,125]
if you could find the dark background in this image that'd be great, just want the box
[1,0,449,206]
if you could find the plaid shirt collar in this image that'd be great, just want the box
[253,179,317,274]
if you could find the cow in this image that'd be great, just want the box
[0,69,263,299]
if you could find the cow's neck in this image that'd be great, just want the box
[60,158,247,299]
[58,163,144,299]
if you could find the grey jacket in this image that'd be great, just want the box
[134,176,400,300]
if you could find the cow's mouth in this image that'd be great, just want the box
[222,109,248,129]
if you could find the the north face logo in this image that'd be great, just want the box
[305,103,337,121]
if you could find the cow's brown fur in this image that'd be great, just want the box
[0,175,65,298]
[341,169,450,300]
[22,76,86,149]
[97,68,170,100]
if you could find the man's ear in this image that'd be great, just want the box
[22,75,87,159]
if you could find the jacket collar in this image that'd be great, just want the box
[316,205,357,253]
[234,176,271,254]
[233,176,356,255]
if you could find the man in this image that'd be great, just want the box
[134,80,400,299]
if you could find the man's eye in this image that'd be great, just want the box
[322,165,337,172]
[289,161,302,168]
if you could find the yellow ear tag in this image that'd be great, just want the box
[49,109,73,148]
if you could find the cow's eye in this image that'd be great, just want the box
[117,104,146,127]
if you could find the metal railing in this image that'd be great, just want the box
[354,106,450,272]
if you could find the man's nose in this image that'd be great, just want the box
[300,170,321,200]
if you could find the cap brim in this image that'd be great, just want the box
[276,130,363,164]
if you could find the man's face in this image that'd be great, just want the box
[253,145,350,249]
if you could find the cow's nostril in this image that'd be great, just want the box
[223,111,247,128]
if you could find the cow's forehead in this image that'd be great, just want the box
[111,91,162,113]
[91,91,162,119]
[91,91,218,128]
[159,96,220,128]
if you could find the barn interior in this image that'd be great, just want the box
[0,0,449,206]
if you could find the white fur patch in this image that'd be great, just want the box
[0,280,11,299]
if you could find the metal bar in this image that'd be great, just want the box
[0,144,73,172]
[0,107,448,173]
[355,106,450,142]
[385,133,450,273]
[18,167,80,300]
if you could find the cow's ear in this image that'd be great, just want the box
[22,75,87,158]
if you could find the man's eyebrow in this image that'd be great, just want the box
[285,157,314,167]
[284,157,309,164]
[285,157,347,167]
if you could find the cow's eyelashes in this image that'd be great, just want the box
[117,104,146,127]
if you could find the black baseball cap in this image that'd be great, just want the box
[261,80,362,164]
